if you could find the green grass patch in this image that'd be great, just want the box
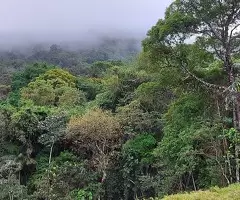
[158,184,240,200]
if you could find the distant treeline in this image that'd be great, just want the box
[0,37,140,85]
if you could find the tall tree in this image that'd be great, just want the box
[143,0,240,182]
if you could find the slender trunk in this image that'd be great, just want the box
[19,171,21,185]
[229,62,240,182]
[235,144,240,182]
[216,98,221,118]
[9,192,13,200]
[47,141,54,200]
[227,152,233,183]
[224,138,233,183]
[101,170,106,183]
[232,92,240,183]
[179,178,183,191]
[235,99,240,182]
[217,99,232,184]
[233,101,238,182]
[192,173,196,191]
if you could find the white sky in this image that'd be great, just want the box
[0,0,172,33]
[0,0,173,47]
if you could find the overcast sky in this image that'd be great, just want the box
[0,0,172,46]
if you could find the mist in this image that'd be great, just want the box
[0,0,172,50]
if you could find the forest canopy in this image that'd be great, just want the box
[0,0,240,199]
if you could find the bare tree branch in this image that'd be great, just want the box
[180,61,227,91]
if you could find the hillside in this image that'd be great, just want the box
[1,1,240,199]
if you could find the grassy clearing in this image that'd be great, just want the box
[157,184,240,200]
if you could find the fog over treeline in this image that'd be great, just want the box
[0,0,172,51]
[0,30,143,54]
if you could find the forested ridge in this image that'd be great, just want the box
[1,0,240,199]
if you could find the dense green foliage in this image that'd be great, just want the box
[0,1,240,199]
